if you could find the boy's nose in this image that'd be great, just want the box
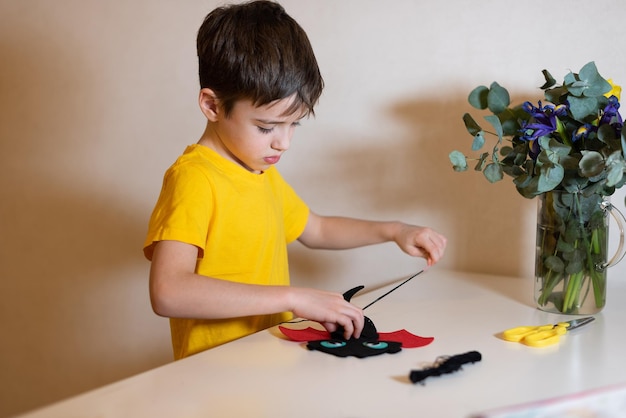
[272,131,291,151]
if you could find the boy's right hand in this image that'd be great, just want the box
[288,288,364,340]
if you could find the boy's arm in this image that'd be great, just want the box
[148,239,364,339]
[298,211,447,266]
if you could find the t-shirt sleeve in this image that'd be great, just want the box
[143,164,212,260]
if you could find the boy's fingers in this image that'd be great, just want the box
[323,322,337,333]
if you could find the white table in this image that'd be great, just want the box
[16,269,626,418]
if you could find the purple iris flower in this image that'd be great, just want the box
[572,123,595,142]
[519,101,567,158]
[600,95,623,127]
[527,138,541,160]
[519,101,567,142]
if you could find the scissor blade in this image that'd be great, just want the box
[564,316,595,331]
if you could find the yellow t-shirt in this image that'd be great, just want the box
[143,144,309,359]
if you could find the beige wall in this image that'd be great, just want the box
[2,0,625,416]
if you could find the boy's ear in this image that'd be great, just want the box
[198,88,220,121]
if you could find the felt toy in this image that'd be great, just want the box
[279,282,434,358]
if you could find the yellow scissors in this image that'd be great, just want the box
[502,317,595,347]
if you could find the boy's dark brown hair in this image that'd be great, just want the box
[197,0,324,117]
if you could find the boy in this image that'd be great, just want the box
[143,0,447,360]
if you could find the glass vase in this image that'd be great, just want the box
[534,190,626,314]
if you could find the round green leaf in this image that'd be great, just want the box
[468,85,489,109]
[483,163,503,183]
[544,255,564,272]
[487,82,510,114]
[471,132,485,151]
[484,115,503,139]
[463,113,482,136]
[579,151,605,177]
[449,150,468,171]
[578,61,612,97]
[537,164,564,192]
[568,96,598,121]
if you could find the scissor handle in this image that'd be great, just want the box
[502,324,554,342]
[522,325,568,347]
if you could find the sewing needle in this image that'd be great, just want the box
[362,269,425,310]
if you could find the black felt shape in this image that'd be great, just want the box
[312,314,399,357]
[307,339,402,358]
[342,285,365,302]
[330,316,379,341]
[329,285,378,341]
[306,284,403,358]
[409,351,482,384]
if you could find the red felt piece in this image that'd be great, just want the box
[278,326,433,348]
[378,329,434,348]
[278,326,329,342]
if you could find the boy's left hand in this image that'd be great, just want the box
[394,224,447,266]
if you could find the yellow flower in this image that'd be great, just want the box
[605,79,621,100]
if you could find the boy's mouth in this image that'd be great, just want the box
[264,155,281,165]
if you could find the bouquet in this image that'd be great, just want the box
[450,62,626,313]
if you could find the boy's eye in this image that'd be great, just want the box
[257,126,274,134]
[256,121,300,134]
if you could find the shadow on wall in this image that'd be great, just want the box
[385,93,536,277]
[0,19,170,418]
[288,90,537,284]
